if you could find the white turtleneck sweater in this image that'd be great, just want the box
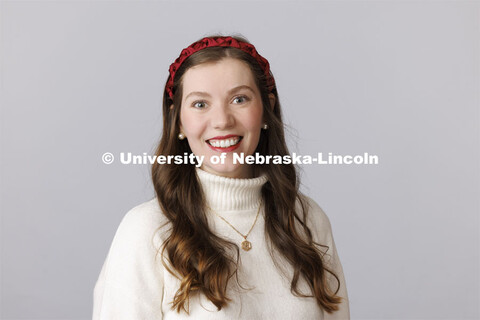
[93,168,350,320]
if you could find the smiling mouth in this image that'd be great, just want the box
[206,136,243,148]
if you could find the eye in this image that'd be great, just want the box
[192,101,207,109]
[232,95,249,104]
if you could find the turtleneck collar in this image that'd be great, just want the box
[195,168,268,212]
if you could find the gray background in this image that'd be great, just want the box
[1,1,479,319]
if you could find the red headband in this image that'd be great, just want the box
[166,36,275,99]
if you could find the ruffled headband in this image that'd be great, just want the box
[166,36,275,99]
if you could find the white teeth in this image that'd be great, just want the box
[209,138,240,148]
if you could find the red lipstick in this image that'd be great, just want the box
[206,135,242,152]
[209,134,239,140]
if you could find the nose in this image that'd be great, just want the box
[211,104,234,130]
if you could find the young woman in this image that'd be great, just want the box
[93,35,350,319]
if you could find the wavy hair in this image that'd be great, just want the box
[152,35,342,314]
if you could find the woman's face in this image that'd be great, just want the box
[178,58,270,179]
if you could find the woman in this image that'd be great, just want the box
[93,35,350,319]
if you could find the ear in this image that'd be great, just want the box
[268,93,276,111]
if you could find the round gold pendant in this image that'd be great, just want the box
[241,240,252,251]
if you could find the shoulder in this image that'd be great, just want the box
[296,195,334,247]
[298,195,333,233]
[98,198,169,281]
[112,198,170,251]
[94,199,168,318]
[119,197,166,230]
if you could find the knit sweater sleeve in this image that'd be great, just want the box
[303,196,351,320]
[93,199,167,320]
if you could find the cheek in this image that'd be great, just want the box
[245,108,264,130]
[180,111,201,136]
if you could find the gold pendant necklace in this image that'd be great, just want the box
[208,202,262,251]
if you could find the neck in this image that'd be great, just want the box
[195,167,268,212]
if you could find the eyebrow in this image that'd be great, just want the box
[184,85,255,101]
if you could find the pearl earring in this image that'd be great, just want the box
[178,132,185,140]
[262,123,268,130]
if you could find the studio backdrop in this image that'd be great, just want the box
[1,1,478,319]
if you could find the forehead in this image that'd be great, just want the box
[181,58,257,96]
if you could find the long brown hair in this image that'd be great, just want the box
[151,35,342,314]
